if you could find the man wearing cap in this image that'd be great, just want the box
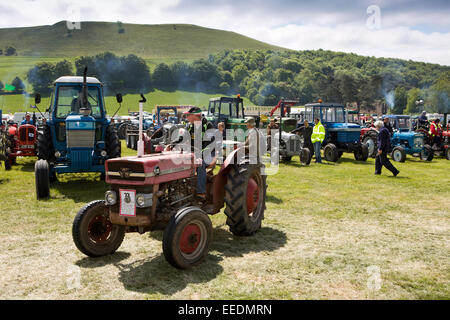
[21,113,34,125]
[245,117,264,163]
[172,106,214,199]
[266,118,279,151]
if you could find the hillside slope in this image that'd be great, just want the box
[0,21,285,59]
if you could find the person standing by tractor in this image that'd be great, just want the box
[374,120,399,176]
[245,117,264,164]
[383,117,393,136]
[429,118,442,150]
[293,120,313,155]
[311,117,325,163]
[266,118,279,151]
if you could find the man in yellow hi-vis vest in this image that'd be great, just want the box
[311,117,325,163]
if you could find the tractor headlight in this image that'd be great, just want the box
[135,193,153,208]
[55,151,61,158]
[101,150,107,157]
[105,190,117,205]
[136,194,145,207]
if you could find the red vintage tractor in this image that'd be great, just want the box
[72,147,267,269]
[415,121,450,160]
[360,125,378,158]
[6,123,38,166]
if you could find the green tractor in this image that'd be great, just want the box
[205,96,249,142]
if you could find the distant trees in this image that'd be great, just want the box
[23,49,449,112]
[4,46,17,56]
[27,59,73,94]
[11,77,25,91]
[393,87,407,114]
[74,52,151,92]
[405,88,422,114]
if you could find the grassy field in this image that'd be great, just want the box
[0,144,448,300]
[0,90,254,116]
[0,22,283,59]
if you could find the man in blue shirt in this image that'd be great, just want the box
[20,113,34,126]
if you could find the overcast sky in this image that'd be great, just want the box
[1,0,450,65]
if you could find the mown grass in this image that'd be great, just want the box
[0,142,448,299]
[0,22,283,59]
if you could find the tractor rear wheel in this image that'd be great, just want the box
[105,125,121,159]
[37,125,55,162]
[72,200,125,257]
[163,207,213,269]
[117,123,128,140]
[4,156,11,170]
[324,143,338,162]
[35,159,50,199]
[300,148,311,165]
[354,144,369,161]
[362,130,378,158]
[420,144,434,161]
[224,162,266,236]
[391,146,406,162]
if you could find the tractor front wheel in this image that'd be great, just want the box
[163,207,212,269]
[224,163,266,236]
[72,200,125,257]
[420,144,434,161]
[391,146,406,162]
[324,144,338,162]
[35,159,50,199]
[300,148,311,165]
[445,147,450,161]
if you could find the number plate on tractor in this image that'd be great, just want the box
[119,189,136,217]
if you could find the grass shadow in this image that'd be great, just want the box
[0,178,10,184]
[266,194,283,204]
[116,254,224,295]
[337,157,373,165]
[76,252,131,268]
[51,176,107,202]
[209,226,287,258]
[76,225,286,296]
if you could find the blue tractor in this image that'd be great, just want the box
[300,102,368,162]
[382,115,433,162]
[34,68,122,199]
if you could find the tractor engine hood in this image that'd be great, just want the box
[393,131,422,139]
[105,151,199,185]
[325,123,361,131]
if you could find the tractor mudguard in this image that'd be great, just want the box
[212,147,247,213]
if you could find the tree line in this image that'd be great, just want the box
[25,50,450,114]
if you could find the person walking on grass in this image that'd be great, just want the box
[311,117,325,163]
[374,120,399,177]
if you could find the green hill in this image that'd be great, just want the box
[0,21,285,59]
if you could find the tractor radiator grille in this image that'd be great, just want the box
[107,161,145,182]
[288,137,301,153]
[66,130,95,148]
[19,127,36,143]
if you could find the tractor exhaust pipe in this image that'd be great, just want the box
[137,94,146,157]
